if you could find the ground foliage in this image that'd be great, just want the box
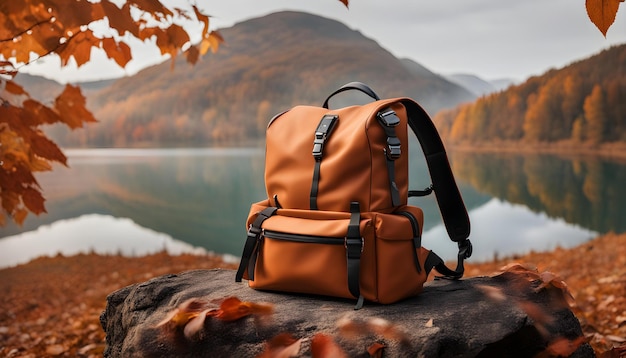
[1,232,625,357]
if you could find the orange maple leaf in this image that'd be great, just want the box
[586,0,622,36]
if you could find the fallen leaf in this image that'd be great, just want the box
[425,318,434,328]
[311,334,347,358]
[544,336,587,357]
[211,296,273,322]
[183,309,211,340]
[256,333,302,358]
[367,342,385,358]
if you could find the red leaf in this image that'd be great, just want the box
[256,333,302,358]
[4,80,27,95]
[54,84,97,129]
[102,37,132,68]
[212,296,273,322]
[29,131,67,165]
[310,334,347,358]
[585,0,621,36]
[21,187,47,215]
[367,342,386,358]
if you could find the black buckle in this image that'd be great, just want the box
[458,239,473,259]
[345,237,364,255]
[377,110,400,127]
[312,115,338,160]
[247,225,262,239]
[385,137,401,160]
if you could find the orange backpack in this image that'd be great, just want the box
[236,82,472,308]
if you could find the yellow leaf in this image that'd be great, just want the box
[585,0,621,36]
[13,207,28,226]
[199,31,223,55]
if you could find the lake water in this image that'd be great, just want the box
[1,146,624,269]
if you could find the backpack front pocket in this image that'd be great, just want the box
[236,204,371,301]
[255,229,353,298]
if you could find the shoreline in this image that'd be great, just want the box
[448,141,626,162]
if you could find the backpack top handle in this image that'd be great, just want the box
[322,81,380,109]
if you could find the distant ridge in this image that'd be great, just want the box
[45,11,475,147]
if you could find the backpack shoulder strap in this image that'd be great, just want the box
[400,99,473,279]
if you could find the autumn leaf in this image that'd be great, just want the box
[54,85,98,129]
[367,342,385,358]
[310,334,348,358]
[157,296,273,333]
[13,207,29,226]
[211,296,274,322]
[4,81,27,95]
[156,298,213,328]
[586,0,622,36]
[183,309,211,340]
[57,30,101,67]
[540,336,588,357]
[337,315,409,343]
[101,37,132,68]
[28,131,67,165]
[256,333,303,358]
[198,31,224,55]
[21,186,47,215]
[338,0,349,8]
[1,0,216,226]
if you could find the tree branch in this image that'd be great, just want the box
[0,17,55,43]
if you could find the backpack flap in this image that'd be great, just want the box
[264,100,410,213]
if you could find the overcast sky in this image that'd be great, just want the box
[20,0,626,84]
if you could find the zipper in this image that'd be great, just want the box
[263,229,344,245]
[397,211,419,239]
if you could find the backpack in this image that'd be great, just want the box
[235,82,472,308]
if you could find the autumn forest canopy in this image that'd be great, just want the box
[434,44,626,145]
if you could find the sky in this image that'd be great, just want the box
[19,0,626,84]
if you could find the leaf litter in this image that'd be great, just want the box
[0,232,625,356]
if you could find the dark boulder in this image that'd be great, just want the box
[101,267,593,357]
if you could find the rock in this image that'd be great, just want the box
[100,268,594,357]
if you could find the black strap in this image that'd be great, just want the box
[424,239,473,279]
[346,201,364,309]
[310,161,321,210]
[322,81,380,109]
[235,207,278,282]
[399,99,472,280]
[401,99,470,243]
[310,115,338,210]
[377,109,402,207]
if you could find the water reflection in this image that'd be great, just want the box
[0,214,215,269]
[0,148,622,267]
[448,151,626,234]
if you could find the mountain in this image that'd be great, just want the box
[434,44,626,146]
[13,73,64,101]
[445,74,516,97]
[445,74,497,97]
[44,11,476,147]
[13,73,115,101]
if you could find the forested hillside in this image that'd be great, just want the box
[434,44,626,146]
[44,11,474,147]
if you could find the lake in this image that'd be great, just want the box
[1,146,624,269]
